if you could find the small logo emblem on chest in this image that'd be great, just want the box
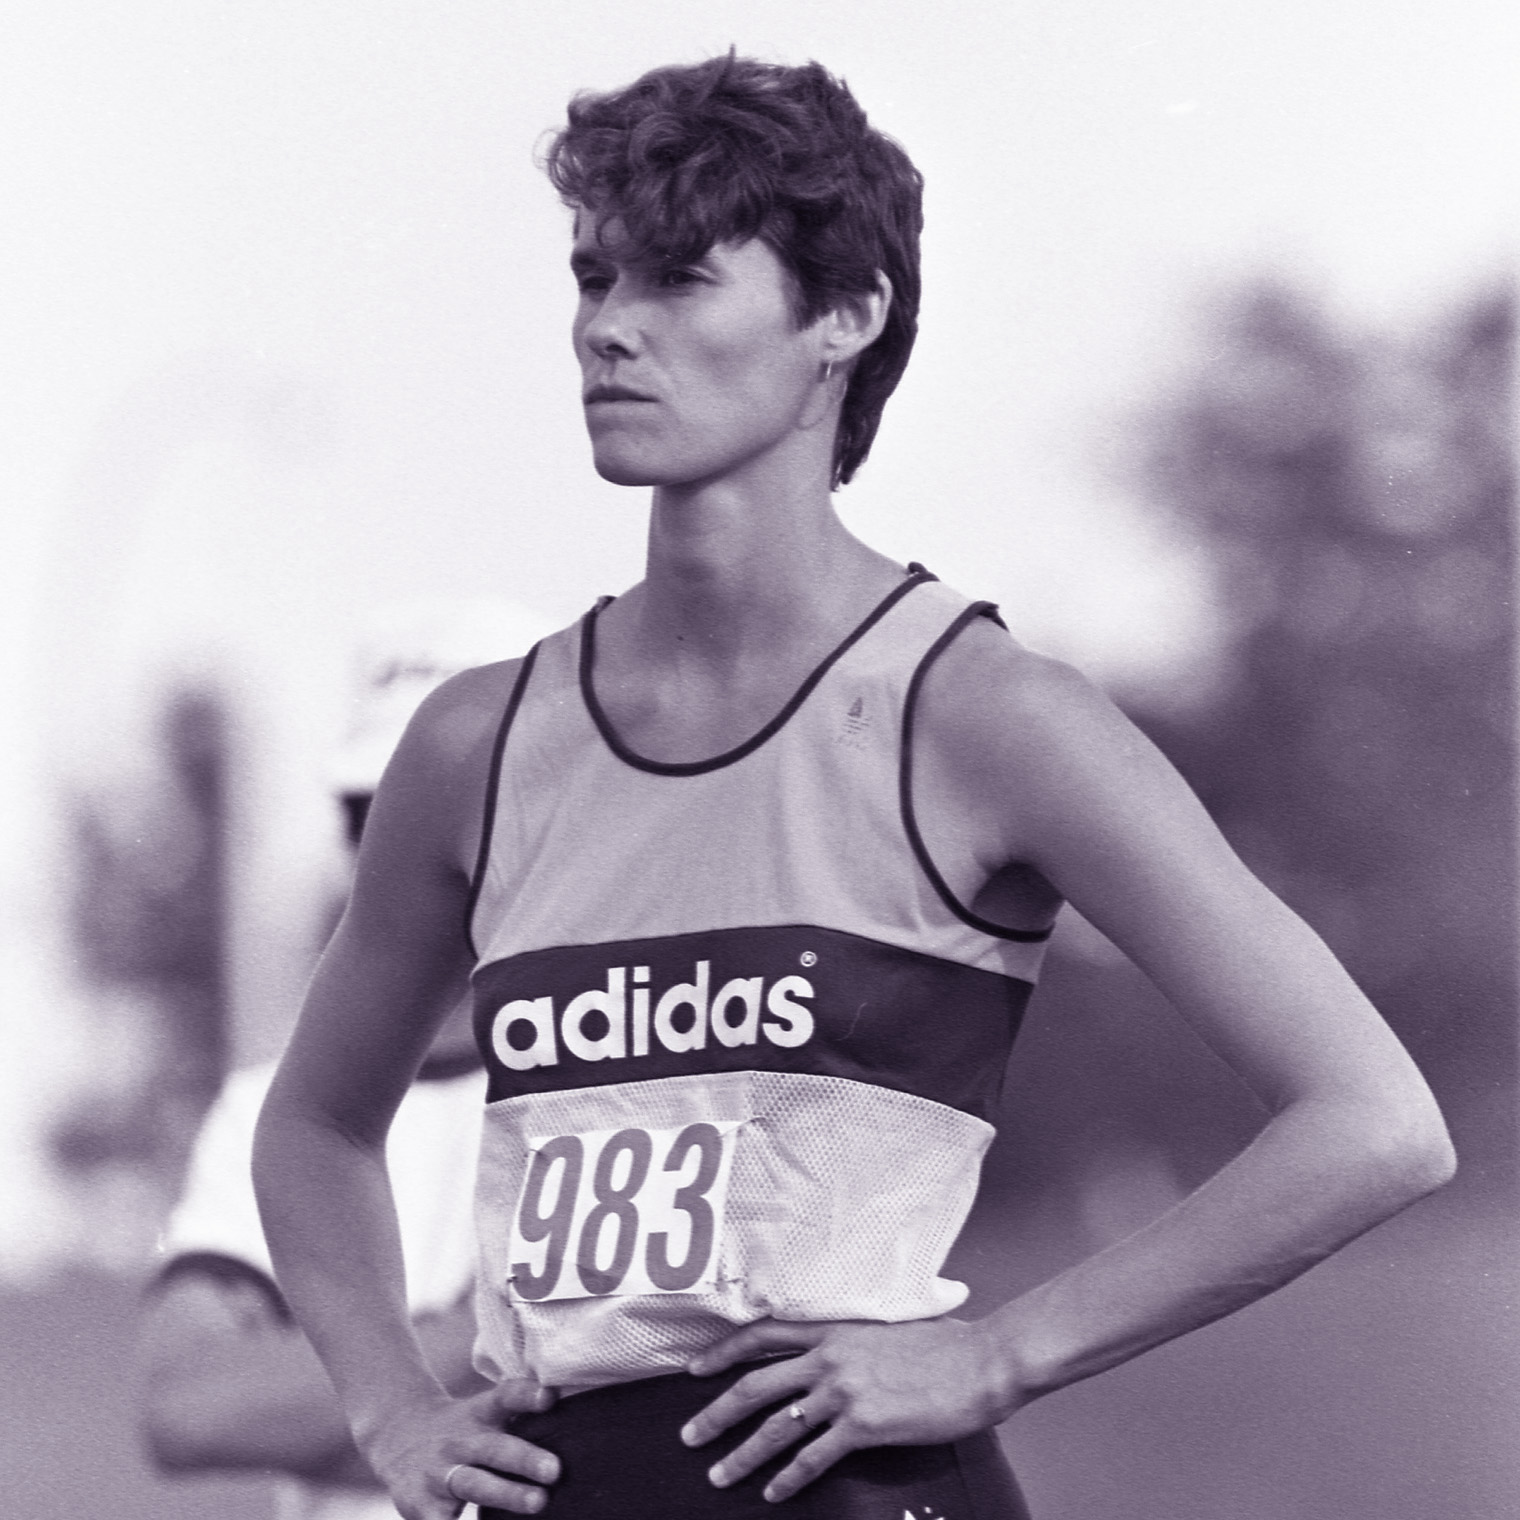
[837,695,871,750]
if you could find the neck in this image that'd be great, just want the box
[627,448,886,664]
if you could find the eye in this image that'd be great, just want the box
[658,266,703,289]
[576,272,613,296]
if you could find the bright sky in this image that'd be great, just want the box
[0,0,1514,1272]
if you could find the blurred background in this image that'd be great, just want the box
[1,2,1515,1517]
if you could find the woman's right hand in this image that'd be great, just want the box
[362,1378,561,1518]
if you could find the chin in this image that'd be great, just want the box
[590,441,709,490]
[592,453,664,488]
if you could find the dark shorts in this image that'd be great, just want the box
[484,1363,1031,1520]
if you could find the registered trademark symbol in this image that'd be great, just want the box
[800,950,817,968]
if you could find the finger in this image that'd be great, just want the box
[760,1425,858,1504]
[454,1430,561,1489]
[704,1397,836,1490]
[489,1378,556,1418]
[441,1461,551,1516]
[688,1319,828,1376]
[680,1355,814,1447]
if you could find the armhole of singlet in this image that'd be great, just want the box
[900,602,1054,944]
[463,642,542,958]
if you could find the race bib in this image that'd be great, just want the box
[506,1120,743,1302]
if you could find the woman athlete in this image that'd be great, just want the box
[253,54,1455,1520]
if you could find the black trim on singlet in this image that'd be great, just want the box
[578,566,937,777]
[146,1251,294,1324]
[465,643,542,958]
[416,1045,486,1082]
[901,602,1055,944]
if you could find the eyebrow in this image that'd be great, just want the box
[570,245,720,278]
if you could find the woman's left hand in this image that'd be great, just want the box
[679,1316,1019,1502]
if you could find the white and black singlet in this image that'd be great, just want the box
[466,568,1049,1518]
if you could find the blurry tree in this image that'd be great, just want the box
[1133,282,1514,1191]
[958,281,1513,1305]
[53,687,231,1197]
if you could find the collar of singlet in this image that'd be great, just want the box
[578,565,938,777]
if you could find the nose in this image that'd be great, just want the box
[579,281,640,362]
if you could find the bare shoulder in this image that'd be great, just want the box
[360,655,531,884]
[393,656,530,773]
[915,613,1192,867]
[920,614,1150,777]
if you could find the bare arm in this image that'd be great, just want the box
[252,662,560,1519]
[958,640,1455,1389]
[686,626,1455,1498]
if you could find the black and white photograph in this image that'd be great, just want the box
[1,4,1515,1518]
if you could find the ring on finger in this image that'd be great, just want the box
[787,1402,810,1428]
[444,1463,470,1500]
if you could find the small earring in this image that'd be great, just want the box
[822,360,835,384]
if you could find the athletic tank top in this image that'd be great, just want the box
[467,570,1052,1391]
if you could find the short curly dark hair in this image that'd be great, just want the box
[544,53,923,488]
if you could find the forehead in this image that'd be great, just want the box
[568,208,696,267]
[569,210,743,262]
[570,210,630,261]
[569,214,787,284]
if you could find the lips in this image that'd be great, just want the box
[583,383,657,404]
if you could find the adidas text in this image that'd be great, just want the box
[491,961,816,1072]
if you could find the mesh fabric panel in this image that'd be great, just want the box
[474,1070,992,1389]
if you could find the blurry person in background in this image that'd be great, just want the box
[253,55,1456,1520]
[140,602,547,1520]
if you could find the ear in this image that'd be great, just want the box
[817,271,893,370]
